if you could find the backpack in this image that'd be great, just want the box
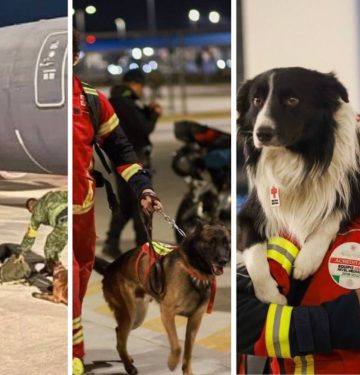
[0,255,31,283]
[81,82,119,213]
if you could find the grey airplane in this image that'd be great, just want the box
[0,17,67,175]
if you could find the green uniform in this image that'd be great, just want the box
[20,190,68,261]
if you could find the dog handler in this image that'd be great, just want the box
[72,31,162,375]
[237,218,360,374]
[18,190,68,270]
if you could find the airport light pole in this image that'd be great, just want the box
[115,18,126,38]
[146,0,157,33]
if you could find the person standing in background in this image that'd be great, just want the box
[102,69,163,258]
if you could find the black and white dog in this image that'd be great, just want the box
[237,67,360,304]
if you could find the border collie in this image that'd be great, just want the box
[237,67,360,304]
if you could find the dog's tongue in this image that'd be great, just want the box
[212,263,224,276]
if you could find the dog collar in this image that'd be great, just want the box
[179,261,217,314]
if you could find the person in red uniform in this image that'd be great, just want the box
[237,218,360,374]
[72,31,162,375]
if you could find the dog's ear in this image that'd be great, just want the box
[321,72,349,104]
[237,79,253,119]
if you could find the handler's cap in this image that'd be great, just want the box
[123,69,146,85]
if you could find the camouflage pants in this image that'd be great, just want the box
[44,221,68,261]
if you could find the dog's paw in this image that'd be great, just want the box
[254,278,287,305]
[168,347,181,371]
[293,249,323,280]
[124,363,138,375]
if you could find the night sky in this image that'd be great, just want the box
[0,0,67,27]
[73,0,231,33]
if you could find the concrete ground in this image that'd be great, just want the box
[0,174,68,375]
[83,116,232,374]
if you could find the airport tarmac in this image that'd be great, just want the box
[0,115,230,375]
[0,174,68,375]
[83,118,231,374]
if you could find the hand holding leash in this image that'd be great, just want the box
[139,189,162,217]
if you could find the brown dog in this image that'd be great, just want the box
[32,262,68,305]
[97,223,230,375]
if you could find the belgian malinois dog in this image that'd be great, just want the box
[32,262,68,305]
[96,222,230,375]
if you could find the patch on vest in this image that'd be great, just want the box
[328,242,360,289]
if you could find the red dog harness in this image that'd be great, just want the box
[135,242,217,314]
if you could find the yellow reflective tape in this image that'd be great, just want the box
[265,303,277,357]
[83,87,98,96]
[294,356,303,374]
[278,305,293,358]
[27,227,37,238]
[266,304,293,359]
[73,180,95,215]
[73,316,81,324]
[98,114,119,137]
[73,320,82,330]
[268,237,300,258]
[121,163,142,182]
[267,249,293,275]
[73,330,83,344]
[150,242,175,256]
[73,334,84,345]
[305,355,314,374]
[294,355,314,374]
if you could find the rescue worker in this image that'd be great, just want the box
[17,190,68,272]
[102,69,162,258]
[73,30,162,375]
[237,218,360,374]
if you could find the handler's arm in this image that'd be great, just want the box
[96,91,153,199]
[20,214,41,254]
[237,271,360,358]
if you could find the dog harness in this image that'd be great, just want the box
[135,242,217,314]
[135,241,175,284]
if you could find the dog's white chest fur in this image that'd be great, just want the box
[251,102,358,245]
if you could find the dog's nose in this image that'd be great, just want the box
[256,126,275,143]
[216,257,229,267]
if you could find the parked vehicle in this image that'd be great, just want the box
[172,120,231,243]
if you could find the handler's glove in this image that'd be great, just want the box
[139,189,162,217]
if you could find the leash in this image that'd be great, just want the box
[139,192,165,297]
[157,209,187,239]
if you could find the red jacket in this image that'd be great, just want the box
[72,76,152,215]
[238,219,360,374]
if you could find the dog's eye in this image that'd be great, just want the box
[285,97,299,107]
[253,97,263,107]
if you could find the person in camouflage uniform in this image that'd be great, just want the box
[19,190,68,265]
